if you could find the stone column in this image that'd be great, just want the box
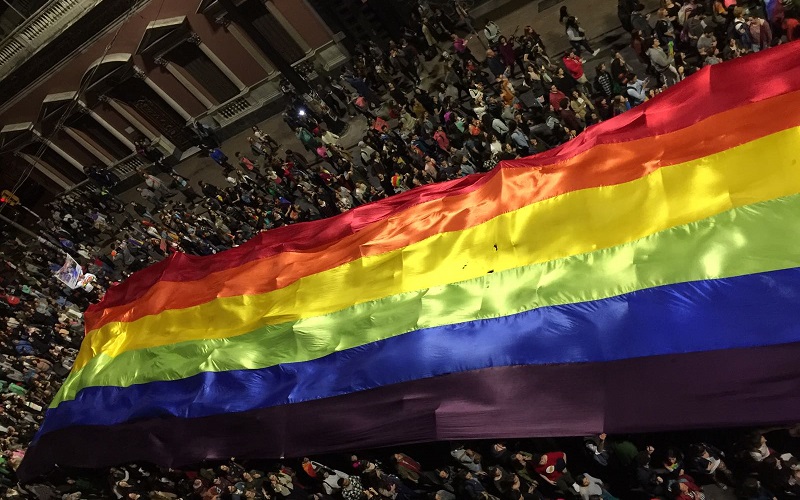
[132,65,192,121]
[44,141,85,173]
[189,32,247,91]
[99,95,156,141]
[16,152,71,189]
[98,95,177,154]
[265,0,312,54]
[77,100,136,151]
[31,129,85,173]
[63,126,114,166]
[300,0,337,38]
[217,18,276,76]
[153,55,214,109]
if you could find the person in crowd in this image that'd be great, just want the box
[575,473,618,500]
[565,16,601,57]
[569,89,595,124]
[748,16,772,52]
[741,477,778,500]
[743,432,800,496]
[484,20,501,46]
[668,474,705,500]
[339,475,366,500]
[662,448,685,481]
[194,120,219,148]
[562,48,588,91]
[653,8,675,45]
[688,443,735,488]
[497,36,522,78]
[532,451,579,497]
[635,450,666,497]
[625,73,648,106]
[451,33,473,60]
[0,3,790,496]
[646,37,679,86]
[392,453,423,484]
[593,63,615,98]
[559,6,571,25]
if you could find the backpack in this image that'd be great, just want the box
[731,20,752,46]
[626,83,642,106]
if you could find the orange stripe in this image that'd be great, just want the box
[86,90,800,332]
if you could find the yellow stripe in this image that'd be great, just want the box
[75,127,800,371]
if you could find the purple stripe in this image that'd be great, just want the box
[19,342,800,482]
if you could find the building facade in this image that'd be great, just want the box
[0,0,349,204]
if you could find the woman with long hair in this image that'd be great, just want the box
[559,6,570,24]
[565,16,600,57]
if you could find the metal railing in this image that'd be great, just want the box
[112,153,146,180]
[58,152,146,199]
[0,0,102,80]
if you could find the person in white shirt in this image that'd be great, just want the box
[469,83,484,104]
[484,21,501,45]
[748,434,772,462]
[490,136,503,156]
[576,474,618,500]
[319,466,349,495]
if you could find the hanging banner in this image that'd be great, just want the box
[53,254,83,290]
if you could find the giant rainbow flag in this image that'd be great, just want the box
[20,42,800,480]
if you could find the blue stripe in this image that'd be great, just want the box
[37,267,800,438]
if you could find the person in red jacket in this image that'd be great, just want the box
[783,17,799,41]
[562,49,587,86]
[393,453,423,483]
[433,126,450,154]
[562,49,588,95]
[548,85,567,110]
[533,451,579,497]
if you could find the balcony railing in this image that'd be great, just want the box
[112,153,145,180]
[0,0,103,81]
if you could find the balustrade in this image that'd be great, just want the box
[0,0,103,80]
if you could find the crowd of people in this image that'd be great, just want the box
[0,234,95,493]
[3,429,800,499]
[1,0,799,496]
[31,0,800,274]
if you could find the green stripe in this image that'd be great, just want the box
[52,194,800,407]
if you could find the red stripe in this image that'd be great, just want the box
[90,41,800,316]
[515,41,800,166]
[85,88,800,331]
[89,172,494,314]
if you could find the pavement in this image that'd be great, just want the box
[115,0,660,213]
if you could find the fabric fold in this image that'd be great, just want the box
[22,41,800,481]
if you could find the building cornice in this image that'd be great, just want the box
[0,0,150,114]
